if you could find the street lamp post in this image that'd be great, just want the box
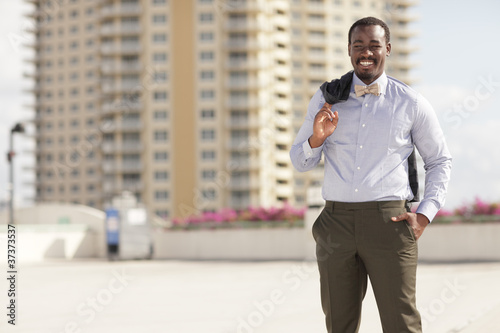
[7,123,25,225]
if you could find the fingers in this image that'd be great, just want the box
[391,213,408,222]
[316,104,337,121]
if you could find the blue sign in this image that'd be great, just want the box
[105,209,120,245]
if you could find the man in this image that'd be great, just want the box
[290,17,452,333]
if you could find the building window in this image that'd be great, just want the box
[153,0,167,5]
[154,110,168,120]
[154,130,168,142]
[154,171,169,181]
[154,151,169,161]
[153,71,168,83]
[200,90,214,100]
[202,169,216,180]
[155,191,169,201]
[200,51,214,61]
[200,32,214,42]
[153,14,167,24]
[201,150,215,160]
[154,91,168,101]
[201,109,215,119]
[199,13,213,23]
[71,185,80,193]
[202,189,216,200]
[155,210,169,219]
[200,71,214,81]
[153,33,167,44]
[153,53,167,63]
[201,129,215,141]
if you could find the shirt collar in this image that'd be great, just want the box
[351,72,388,96]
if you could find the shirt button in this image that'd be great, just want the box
[355,189,358,192]
[365,103,368,107]
[362,124,366,128]
[359,145,363,149]
[357,166,361,170]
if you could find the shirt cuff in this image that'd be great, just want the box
[415,200,439,223]
[302,139,323,159]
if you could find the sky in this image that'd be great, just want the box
[1,0,499,212]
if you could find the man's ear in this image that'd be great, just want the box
[386,42,391,57]
[348,43,351,57]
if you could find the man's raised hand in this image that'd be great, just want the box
[309,103,338,148]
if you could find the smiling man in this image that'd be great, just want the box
[290,17,452,333]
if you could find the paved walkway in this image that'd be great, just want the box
[1,260,500,333]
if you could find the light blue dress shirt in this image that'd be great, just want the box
[290,72,452,222]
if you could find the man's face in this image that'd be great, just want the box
[348,25,391,85]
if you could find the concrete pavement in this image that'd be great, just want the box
[1,260,500,333]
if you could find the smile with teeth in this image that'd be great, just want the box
[359,61,374,67]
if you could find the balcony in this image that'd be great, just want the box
[103,180,143,192]
[307,19,326,29]
[101,142,142,153]
[390,11,419,23]
[227,96,263,109]
[226,59,268,70]
[307,35,327,46]
[228,179,258,190]
[102,161,142,173]
[275,150,290,163]
[101,82,142,94]
[275,184,293,197]
[100,62,142,74]
[274,115,291,128]
[275,166,293,180]
[275,132,293,144]
[224,2,267,12]
[273,99,291,112]
[100,4,141,17]
[101,120,142,132]
[101,101,142,114]
[307,3,325,13]
[308,51,327,62]
[226,78,265,90]
[226,39,269,50]
[227,140,250,150]
[100,24,141,36]
[226,116,260,129]
[225,19,266,31]
[229,158,260,170]
[101,43,141,55]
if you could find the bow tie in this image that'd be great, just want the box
[354,83,381,97]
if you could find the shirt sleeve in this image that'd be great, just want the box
[289,89,325,172]
[412,94,453,222]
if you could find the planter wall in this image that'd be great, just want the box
[418,223,500,262]
[153,228,308,260]
[153,217,500,262]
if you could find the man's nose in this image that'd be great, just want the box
[360,47,373,57]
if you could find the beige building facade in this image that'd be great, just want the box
[26,0,417,219]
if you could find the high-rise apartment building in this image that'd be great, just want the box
[26,0,416,219]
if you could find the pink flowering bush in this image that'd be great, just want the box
[171,202,306,230]
[432,197,500,224]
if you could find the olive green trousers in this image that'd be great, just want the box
[312,200,422,333]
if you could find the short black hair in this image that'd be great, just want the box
[348,17,390,44]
